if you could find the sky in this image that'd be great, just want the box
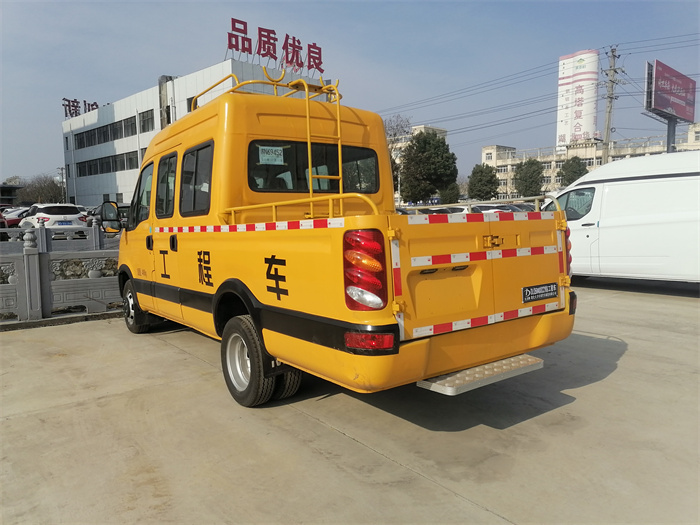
[1,0,699,184]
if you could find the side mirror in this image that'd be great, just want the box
[100,201,122,233]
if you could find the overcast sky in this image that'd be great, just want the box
[2,0,698,184]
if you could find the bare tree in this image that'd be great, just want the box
[383,114,412,189]
[16,174,64,205]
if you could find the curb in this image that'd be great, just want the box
[0,310,123,332]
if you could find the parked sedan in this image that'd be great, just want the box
[2,207,28,227]
[19,203,88,238]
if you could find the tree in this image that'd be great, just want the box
[383,114,412,190]
[513,158,544,197]
[558,156,588,187]
[400,131,458,203]
[467,164,498,201]
[439,182,460,205]
[15,174,64,204]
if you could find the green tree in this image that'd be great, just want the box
[383,114,412,190]
[557,156,589,187]
[513,158,544,197]
[15,174,64,204]
[439,182,460,205]
[467,163,498,201]
[400,131,458,203]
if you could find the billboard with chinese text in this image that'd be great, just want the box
[556,50,600,149]
[645,60,696,123]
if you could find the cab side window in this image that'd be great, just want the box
[127,163,154,230]
[156,153,177,218]
[556,188,595,221]
[180,142,213,216]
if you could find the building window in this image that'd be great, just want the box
[556,161,564,169]
[584,158,596,167]
[497,165,508,173]
[485,152,493,161]
[103,193,110,202]
[542,162,552,170]
[139,110,154,133]
[543,176,551,184]
[694,131,700,142]
[110,121,124,141]
[123,116,137,137]
[556,175,562,184]
[498,179,508,186]
[116,193,123,203]
[97,125,110,144]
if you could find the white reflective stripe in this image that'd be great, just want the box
[544,245,558,254]
[327,218,345,228]
[396,312,405,341]
[451,253,470,263]
[411,256,433,267]
[517,247,531,256]
[447,213,467,223]
[407,215,430,225]
[391,239,401,268]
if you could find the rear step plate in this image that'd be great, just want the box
[417,354,543,396]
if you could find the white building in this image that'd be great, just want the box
[61,59,317,206]
[482,122,700,199]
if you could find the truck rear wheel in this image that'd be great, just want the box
[221,315,276,407]
[272,368,303,400]
[123,280,151,334]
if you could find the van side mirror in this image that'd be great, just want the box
[100,201,122,233]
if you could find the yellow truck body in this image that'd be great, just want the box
[112,72,576,406]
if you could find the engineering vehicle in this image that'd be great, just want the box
[104,71,576,407]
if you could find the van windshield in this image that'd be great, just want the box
[248,140,379,194]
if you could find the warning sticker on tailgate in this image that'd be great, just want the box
[523,283,558,303]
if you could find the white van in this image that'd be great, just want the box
[548,150,699,282]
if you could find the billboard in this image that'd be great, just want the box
[556,50,600,149]
[645,60,696,123]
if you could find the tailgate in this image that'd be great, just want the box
[387,210,567,341]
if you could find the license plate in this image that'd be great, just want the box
[58,221,72,226]
[522,283,558,303]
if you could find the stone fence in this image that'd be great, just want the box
[0,223,121,322]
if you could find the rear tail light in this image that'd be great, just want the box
[79,215,87,223]
[344,332,395,351]
[343,230,388,311]
[565,227,572,277]
[36,217,49,224]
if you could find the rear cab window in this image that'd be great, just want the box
[248,140,379,194]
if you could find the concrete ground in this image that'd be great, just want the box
[1,278,698,524]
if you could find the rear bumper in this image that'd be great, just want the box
[263,294,575,393]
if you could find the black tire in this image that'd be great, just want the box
[272,368,304,401]
[122,280,151,334]
[221,315,276,407]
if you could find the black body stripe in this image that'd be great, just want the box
[571,170,699,188]
[129,277,399,355]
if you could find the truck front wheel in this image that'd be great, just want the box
[123,280,151,334]
[221,315,276,407]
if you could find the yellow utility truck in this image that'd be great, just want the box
[104,71,576,407]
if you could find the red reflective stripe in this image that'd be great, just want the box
[497,212,514,221]
[393,267,402,296]
[470,251,488,261]
[433,322,453,334]
[432,254,451,264]
[428,214,449,224]
[502,249,517,258]
[471,316,489,327]
[466,213,484,222]
[313,219,328,228]
[533,304,547,314]
[531,246,545,255]
[288,221,301,229]
[265,222,276,230]
[504,309,519,320]
[527,212,542,220]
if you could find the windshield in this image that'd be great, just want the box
[248,140,379,194]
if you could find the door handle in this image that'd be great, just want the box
[146,235,153,250]
[581,223,595,227]
[170,234,178,252]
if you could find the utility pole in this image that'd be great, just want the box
[601,47,624,165]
